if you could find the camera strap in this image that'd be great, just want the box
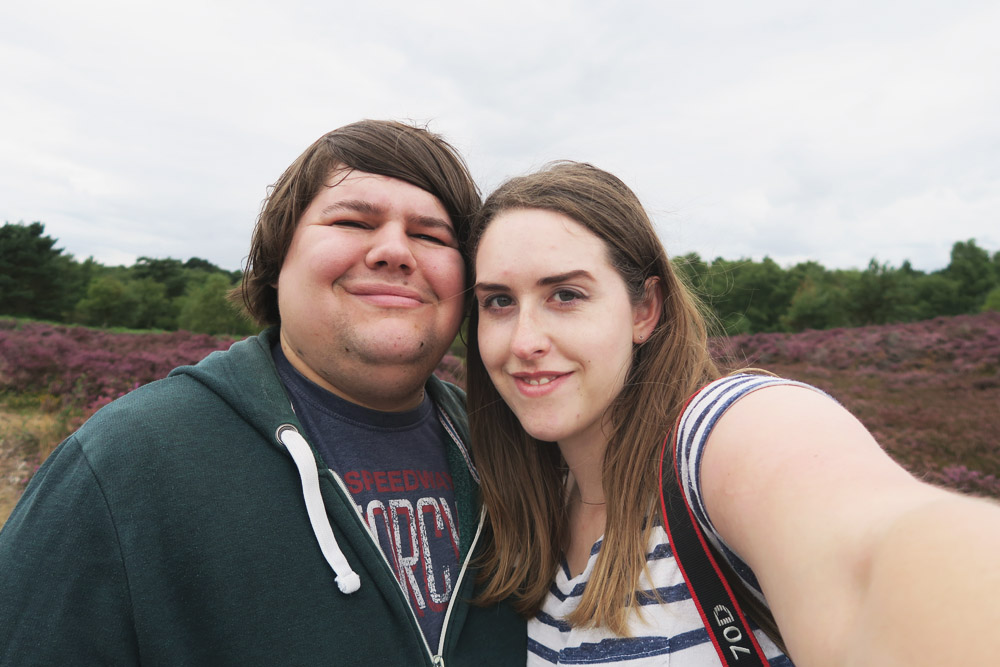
[658,408,769,666]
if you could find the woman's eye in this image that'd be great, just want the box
[553,289,583,304]
[482,294,514,310]
[333,220,367,229]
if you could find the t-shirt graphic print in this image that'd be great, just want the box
[274,345,459,650]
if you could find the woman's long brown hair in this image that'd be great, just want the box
[467,161,719,635]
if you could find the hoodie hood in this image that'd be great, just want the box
[165,326,478,592]
[168,327,471,454]
[168,327,300,442]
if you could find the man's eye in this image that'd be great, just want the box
[333,220,367,229]
[413,234,447,245]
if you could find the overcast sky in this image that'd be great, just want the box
[1,0,997,273]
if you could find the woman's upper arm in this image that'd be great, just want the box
[698,383,948,662]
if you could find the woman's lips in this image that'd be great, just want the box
[510,371,571,396]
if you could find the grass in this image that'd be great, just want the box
[0,397,79,525]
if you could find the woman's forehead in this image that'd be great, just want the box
[475,209,615,282]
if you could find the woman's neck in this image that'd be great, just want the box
[559,427,609,506]
[562,434,609,577]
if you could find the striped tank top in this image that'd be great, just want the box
[527,374,819,665]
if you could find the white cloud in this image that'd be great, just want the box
[0,0,997,272]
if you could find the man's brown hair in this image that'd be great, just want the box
[239,120,480,325]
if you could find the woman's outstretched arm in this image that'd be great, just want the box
[700,384,1000,666]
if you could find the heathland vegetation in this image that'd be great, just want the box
[2,313,997,528]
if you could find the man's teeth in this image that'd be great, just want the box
[525,377,555,386]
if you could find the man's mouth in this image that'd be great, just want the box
[347,283,426,307]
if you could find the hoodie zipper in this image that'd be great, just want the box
[279,403,482,667]
[435,506,486,665]
[324,468,436,661]
[325,458,486,667]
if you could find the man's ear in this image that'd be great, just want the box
[632,276,663,344]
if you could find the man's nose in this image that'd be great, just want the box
[365,223,416,272]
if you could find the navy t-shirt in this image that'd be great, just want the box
[273,345,460,650]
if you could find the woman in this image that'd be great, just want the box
[465,161,1000,666]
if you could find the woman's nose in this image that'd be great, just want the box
[510,309,550,359]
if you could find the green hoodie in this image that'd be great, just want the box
[0,328,525,666]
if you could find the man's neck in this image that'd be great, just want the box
[277,336,430,412]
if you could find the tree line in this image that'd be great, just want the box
[2,220,999,336]
[675,240,1000,335]
[1,222,256,335]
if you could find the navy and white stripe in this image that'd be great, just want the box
[527,525,724,665]
[676,373,823,609]
[527,374,817,666]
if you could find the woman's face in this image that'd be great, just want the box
[474,208,648,450]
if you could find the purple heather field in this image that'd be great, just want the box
[1,313,998,526]
[712,311,1000,496]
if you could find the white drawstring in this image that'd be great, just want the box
[277,425,361,594]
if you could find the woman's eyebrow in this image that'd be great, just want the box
[473,281,508,293]
[538,270,593,286]
[473,270,594,293]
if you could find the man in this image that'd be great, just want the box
[0,120,525,665]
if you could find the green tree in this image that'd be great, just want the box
[786,260,828,288]
[126,278,176,330]
[0,221,77,320]
[727,257,797,333]
[886,261,927,323]
[61,257,103,321]
[940,239,997,313]
[844,259,913,326]
[131,257,188,299]
[781,275,851,331]
[671,252,710,293]
[695,257,788,335]
[177,273,257,336]
[75,275,139,328]
[696,257,747,334]
[913,274,964,319]
[183,256,241,283]
[982,286,1000,312]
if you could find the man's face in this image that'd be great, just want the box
[275,169,465,411]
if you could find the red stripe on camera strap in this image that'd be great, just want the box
[658,404,769,666]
